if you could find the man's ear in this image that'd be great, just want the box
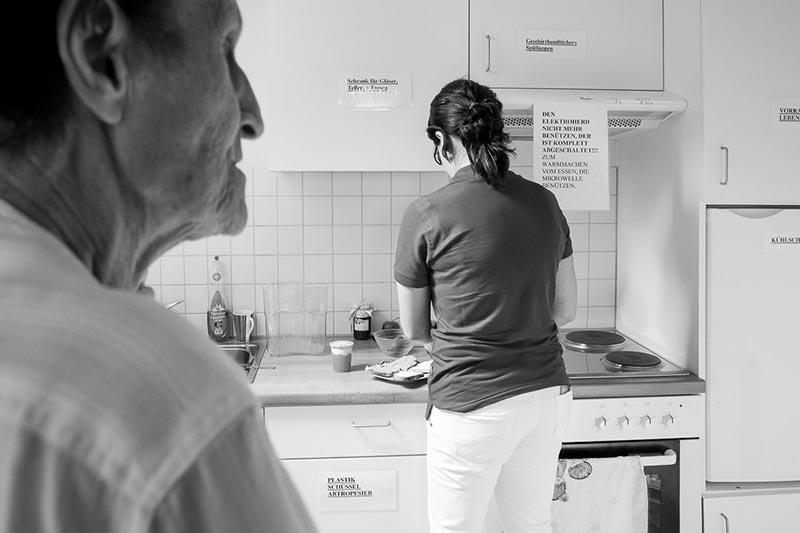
[57,0,129,125]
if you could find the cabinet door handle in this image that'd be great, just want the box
[485,34,492,72]
[720,512,729,533]
[351,420,392,428]
[720,146,729,185]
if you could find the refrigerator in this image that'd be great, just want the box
[705,205,800,482]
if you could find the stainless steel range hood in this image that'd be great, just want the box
[495,89,688,141]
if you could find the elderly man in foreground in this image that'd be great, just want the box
[0,1,316,531]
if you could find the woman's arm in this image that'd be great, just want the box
[552,255,578,327]
[396,282,433,345]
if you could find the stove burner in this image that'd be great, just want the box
[564,330,626,351]
[602,350,663,371]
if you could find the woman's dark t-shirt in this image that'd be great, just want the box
[394,167,572,413]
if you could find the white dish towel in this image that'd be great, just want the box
[551,456,648,533]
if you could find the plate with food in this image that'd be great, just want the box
[365,356,431,383]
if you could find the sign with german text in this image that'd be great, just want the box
[338,73,413,109]
[518,30,587,60]
[532,102,609,211]
[318,470,397,512]
[763,228,800,253]
[771,99,800,132]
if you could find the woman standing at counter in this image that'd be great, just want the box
[394,78,577,533]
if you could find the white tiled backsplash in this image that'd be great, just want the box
[146,167,619,337]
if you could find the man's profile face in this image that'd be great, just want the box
[120,0,263,240]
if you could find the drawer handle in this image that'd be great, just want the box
[351,420,392,428]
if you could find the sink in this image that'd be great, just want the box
[216,339,266,383]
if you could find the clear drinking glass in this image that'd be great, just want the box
[263,283,328,355]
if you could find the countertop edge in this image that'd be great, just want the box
[253,377,705,407]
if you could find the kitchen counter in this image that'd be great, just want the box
[249,336,705,406]
[251,338,430,405]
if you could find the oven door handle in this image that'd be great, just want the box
[560,443,677,467]
[639,448,676,467]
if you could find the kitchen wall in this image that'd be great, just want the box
[614,0,702,373]
[145,158,620,338]
[139,0,620,340]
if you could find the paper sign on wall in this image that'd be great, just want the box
[533,102,609,211]
[318,470,397,512]
[518,30,587,60]
[763,228,800,253]
[338,73,413,109]
[770,99,800,132]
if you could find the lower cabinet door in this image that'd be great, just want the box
[703,491,800,533]
[282,455,428,533]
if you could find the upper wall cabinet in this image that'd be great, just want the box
[251,0,468,172]
[702,0,800,203]
[469,0,663,91]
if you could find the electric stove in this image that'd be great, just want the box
[561,329,690,380]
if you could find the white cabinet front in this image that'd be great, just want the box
[257,0,468,172]
[469,0,663,91]
[282,455,428,533]
[702,0,800,202]
[703,491,800,533]
[264,404,429,531]
[264,403,427,459]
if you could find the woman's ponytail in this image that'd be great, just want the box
[427,79,515,190]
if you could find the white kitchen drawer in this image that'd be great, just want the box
[264,403,427,459]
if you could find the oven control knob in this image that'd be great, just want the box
[617,415,630,429]
[661,414,675,427]
[639,415,653,428]
[594,416,608,430]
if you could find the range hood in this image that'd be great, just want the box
[495,89,688,141]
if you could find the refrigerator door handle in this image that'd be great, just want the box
[727,207,784,219]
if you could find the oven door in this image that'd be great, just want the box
[560,439,681,533]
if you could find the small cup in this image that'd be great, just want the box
[330,340,354,373]
[231,309,255,343]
